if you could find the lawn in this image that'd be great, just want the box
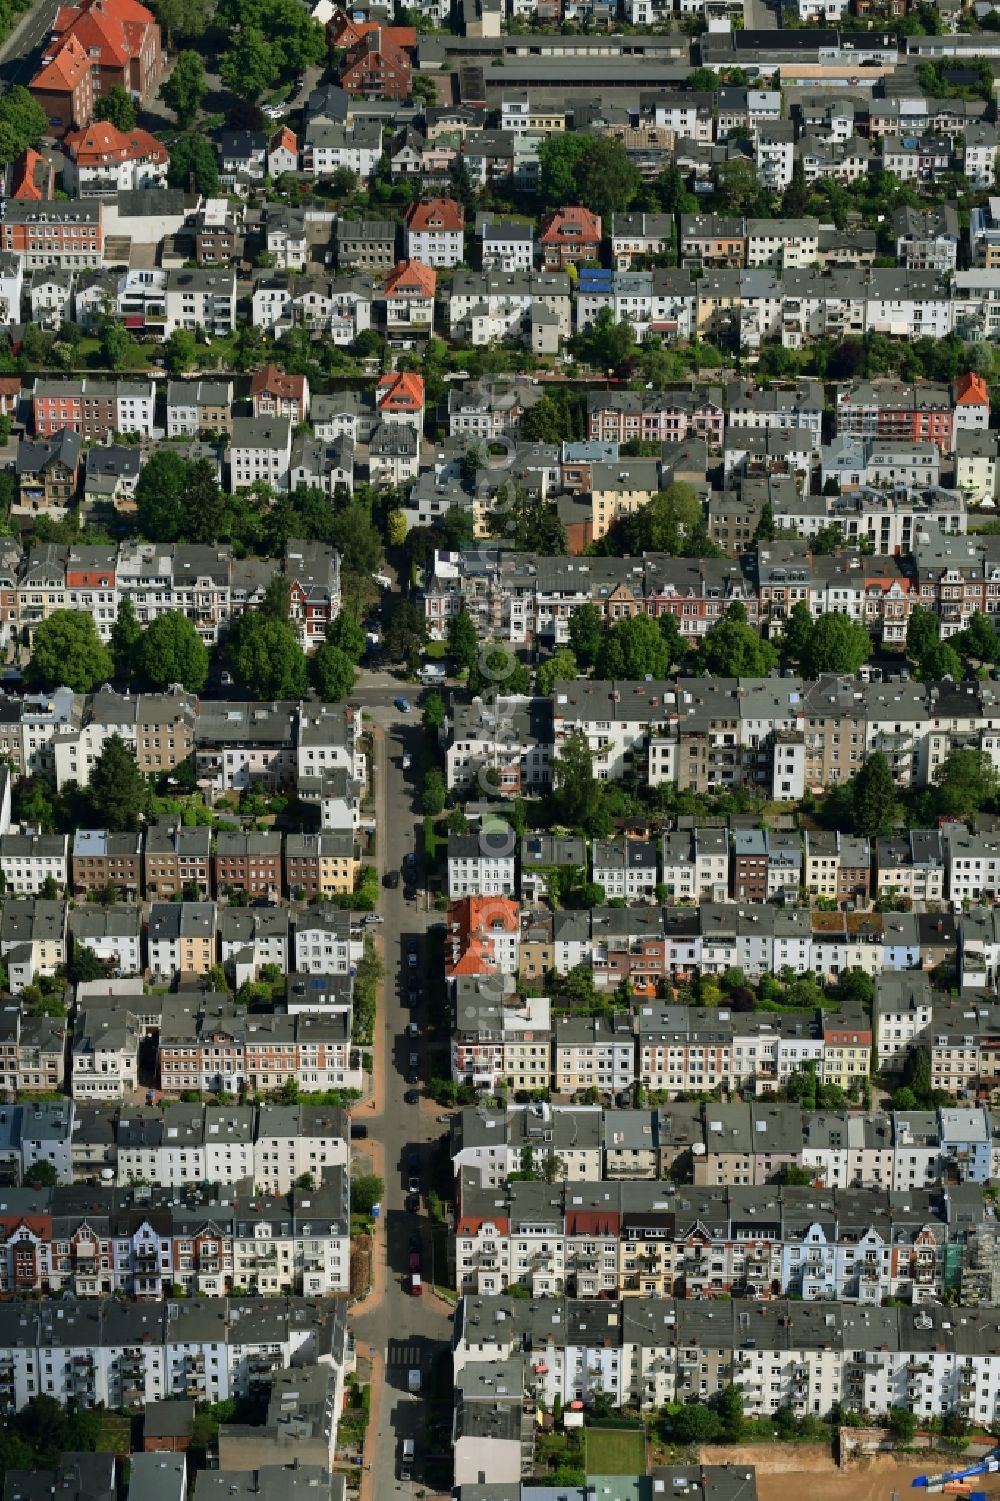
[97,1410,133,1454]
[584,1427,647,1476]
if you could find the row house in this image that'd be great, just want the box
[454,1292,1000,1421]
[453,1174,982,1305]
[0,1294,348,1410]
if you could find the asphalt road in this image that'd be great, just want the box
[352,687,455,1501]
[0,0,61,90]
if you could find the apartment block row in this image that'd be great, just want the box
[0,1171,349,1299]
[442,669,1000,806]
[0,688,361,800]
[1,1096,349,1194]
[453,1292,1000,1422]
[0,537,340,652]
[454,1171,984,1303]
[0,821,361,903]
[0,1293,348,1414]
[449,1101,1000,1192]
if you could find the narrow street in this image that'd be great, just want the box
[351,689,455,1501]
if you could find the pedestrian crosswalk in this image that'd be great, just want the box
[386,1340,422,1368]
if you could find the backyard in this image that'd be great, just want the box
[584,1427,648,1477]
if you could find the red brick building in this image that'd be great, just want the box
[250,364,310,423]
[540,205,603,268]
[340,28,412,99]
[29,33,94,138]
[1,200,103,265]
[32,0,162,135]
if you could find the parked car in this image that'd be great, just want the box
[383,870,400,889]
[404,1089,419,1104]
[408,1174,420,1193]
[395,697,411,713]
[409,1272,422,1296]
[350,1123,368,1140]
[402,753,412,770]
[405,1193,420,1212]
[409,1249,421,1272]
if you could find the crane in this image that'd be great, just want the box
[913,1451,1000,1493]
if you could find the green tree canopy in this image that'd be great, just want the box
[800,612,872,678]
[29,611,113,693]
[537,647,578,696]
[100,321,133,372]
[327,611,367,663]
[153,0,210,43]
[595,612,674,679]
[89,733,149,831]
[167,133,220,194]
[851,750,900,839]
[698,604,779,677]
[163,328,198,373]
[552,731,596,828]
[135,448,190,540]
[957,609,1000,664]
[906,603,940,663]
[94,85,136,130]
[0,87,48,166]
[930,747,999,822]
[568,602,604,667]
[310,642,358,702]
[227,612,308,699]
[781,600,814,664]
[447,607,479,673]
[136,611,210,693]
[537,133,641,220]
[110,598,142,681]
[350,1173,384,1214]
[220,25,280,102]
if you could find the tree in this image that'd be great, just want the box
[781,600,815,664]
[422,767,446,815]
[327,611,367,663]
[714,1384,744,1443]
[800,612,872,678]
[958,609,1000,664]
[183,459,227,547]
[423,692,445,730]
[227,612,308,699]
[89,733,149,831]
[163,326,198,373]
[154,0,210,42]
[0,87,48,166]
[851,750,900,839]
[167,133,220,194]
[29,611,113,693]
[596,612,672,680]
[110,598,142,681]
[448,151,476,218]
[310,642,357,702]
[580,306,635,373]
[906,603,940,663]
[715,155,769,216]
[552,731,596,828]
[94,85,136,130]
[537,133,641,220]
[383,598,425,666]
[136,611,210,692]
[886,1407,918,1443]
[160,51,205,129]
[568,602,603,667]
[932,747,999,822]
[916,638,963,682]
[698,604,779,677]
[220,26,279,102]
[665,1404,723,1444]
[447,608,478,673]
[66,944,110,985]
[522,395,571,444]
[136,448,190,541]
[100,321,132,372]
[350,1173,384,1214]
[537,647,577,696]
[608,481,703,555]
[387,508,408,547]
[23,1159,58,1187]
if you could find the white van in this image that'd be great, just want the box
[408,1368,421,1393]
[402,1440,415,1460]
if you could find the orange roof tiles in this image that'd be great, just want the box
[445,896,519,978]
[31,32,91,94]
[404,195,464,232]
[954,372,990,407]
[250,364,307,402]
[10,148,52,200]
[383,258,436,298]
[329,11,415,47]
[63,120,166,165]
[540,204,603,243]
[269,125,297,153]
[377,371,425,411]
[51,0,157,67]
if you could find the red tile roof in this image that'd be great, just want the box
[250,364,307,403]
[30,32,91,95]
[51,0,158,69]
[269,125,298,153]
[10,148,52,200]
[383,258,436,298]
[63,120,166,165]
[540,204,603,244]
[329,11,416,47]
[404,195,464,233]
[954,372,990,407]
[376,371,425,412]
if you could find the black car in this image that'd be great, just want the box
[408,1231,421,1252]
[383,870,400,889]
[405,1193,420,1212]
[404,885,417,902]
[404,1088,420,1104]
[407,986,419,1007]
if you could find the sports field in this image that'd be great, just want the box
[585,1427,648,1475]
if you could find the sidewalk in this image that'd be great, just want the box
[358,1348,385,1501]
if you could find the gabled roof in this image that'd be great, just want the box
[377,370,425,412]
[404,195,464,233]
[10,149,52,201]
[383,258,436,298]
[50,0,158,71]
[249,363,307,403]
[954,372,990,408]
[541,205,603,244]
[30,32,91,94]
[269,125,298,154]
[63,121,167,166]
